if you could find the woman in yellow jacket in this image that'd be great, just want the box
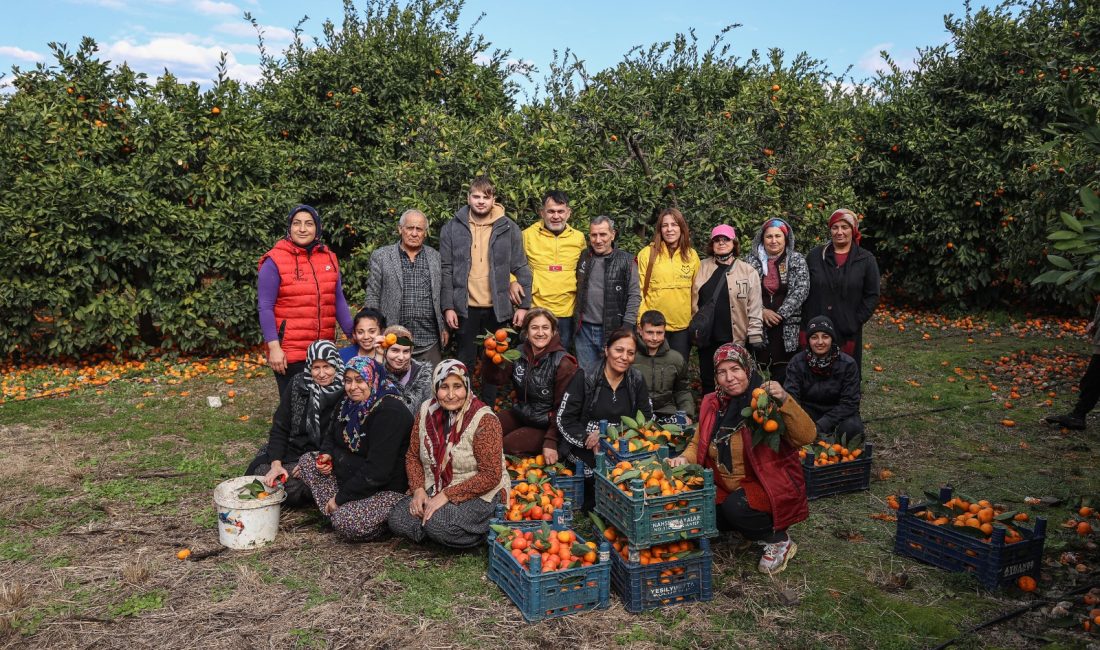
[637,208,700,361]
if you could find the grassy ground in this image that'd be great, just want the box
[0,311,1098,649]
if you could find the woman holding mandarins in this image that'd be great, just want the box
[671,342,815,574]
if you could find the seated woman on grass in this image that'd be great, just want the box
[339,307,386,365]
[388,360,510,549]
[380,325,434,414]
[670,342,815,574]
[246,340,345,506]
[296,356,412,542]
[783,316,863,439]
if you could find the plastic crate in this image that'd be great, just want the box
[486,520,612,622]
[893,487,1046,590]
[593,453,717,547]
[802,444,873,499]
[510,459,586,511]
[610,538,713,612]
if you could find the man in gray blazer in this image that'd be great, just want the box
[364,209,448,364]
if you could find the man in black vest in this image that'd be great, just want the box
[573,215,641,370]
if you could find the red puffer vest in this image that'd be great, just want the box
[696,394,809,531]
[258,239,341,364]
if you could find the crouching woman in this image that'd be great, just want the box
[670,343,815,574]
[297,356,412,542]
[388,360,510,548]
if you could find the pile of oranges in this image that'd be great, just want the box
[491,524,599,573]
[741,386,784,451]
[506,455,574,483]
[601,524,699,567]
[606,457,705,500]
[1061,505,1097,537]
[478,328,520,365]
[801,440,864,465]
[900,495,1030,545]
[507,480,566,521]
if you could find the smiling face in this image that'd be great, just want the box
[604,335,637,376]
[310,359,336,387]
[589,221,615,255]
[289,210,317,247]
[468,189,493,218]
[830,220,853,249]
[660,214,681,247]
[525,315,555,352]
[540,198,571,234]
[344,370,370,402]
[809,331,833,356]
[384,342,412,374]
[354,318,381,353]
[763,226,786,256]
[436,374,468,412]
[639,322,666,355]
[715,360,750,397]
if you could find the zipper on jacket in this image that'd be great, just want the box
[308,248,322,340]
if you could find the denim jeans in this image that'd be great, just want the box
[556,316,575,353]
[575,322,604,371]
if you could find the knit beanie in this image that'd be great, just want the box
[806,315,838,341]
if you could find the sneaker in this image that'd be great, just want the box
[1043,413,1086,430]
[758,539,798,575]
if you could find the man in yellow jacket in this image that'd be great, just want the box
[522,190,587,350]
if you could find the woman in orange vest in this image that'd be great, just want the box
[258,205,354,397]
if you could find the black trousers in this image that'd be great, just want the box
[665,329,691,363]
[273,361,306,399]
[1073,353,1100,416]
[717,489,787,543]
[245,446,313,507]
[456,306,507,404]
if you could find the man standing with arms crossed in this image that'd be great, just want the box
[522,190,587,351]
[440,176,532,400]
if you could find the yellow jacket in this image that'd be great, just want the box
[636,244,700,331]
[523,222,587,318]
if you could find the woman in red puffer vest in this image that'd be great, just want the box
[671,342,816,575]
[258,205,354,397]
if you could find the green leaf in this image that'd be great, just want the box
[1060,211,1084,234]
[1080,186,1100,214]
[1047,254,1073,270]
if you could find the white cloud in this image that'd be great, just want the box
[0,45,46,62]
[98,35,260,84]
[214,21,295,43]
[195,0,239,16]
[857,42,918,75]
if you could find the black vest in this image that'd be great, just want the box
[511,349,569,428]
[582,365,645,421]
[575,248,632,338]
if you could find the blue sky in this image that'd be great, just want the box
[1,0,997,94]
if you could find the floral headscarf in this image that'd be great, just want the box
[423,360,488,495]
[301,341,345,446]
[700,343,764,470]
[339,355,403,452]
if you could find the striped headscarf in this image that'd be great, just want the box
[302,341,345,446]
[340,355,403,452]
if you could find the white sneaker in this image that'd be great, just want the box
[758,539,797,574]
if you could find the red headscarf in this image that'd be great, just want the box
[828,209,861,245]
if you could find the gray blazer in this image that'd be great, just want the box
[439,205,533,322]
[364,243,445,348]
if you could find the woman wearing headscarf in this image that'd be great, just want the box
[296,356,412,542]
[747,218,809,385]
[783,316,863,438]
[258,204,355,397]
[246,340,346,506]
[388,360,510,548]
[380,325,434,415]
[670,343,815,575]
[802,209,880,371]
[691,224,764,395]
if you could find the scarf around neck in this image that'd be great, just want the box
[423,360,489,495]
[301,341,345,446]
[340,356,403,452]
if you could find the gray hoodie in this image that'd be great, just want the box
[439,204,533,322]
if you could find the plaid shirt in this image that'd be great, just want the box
[400,248,438,351]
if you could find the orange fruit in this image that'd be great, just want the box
[211,106,221,115]
[483,337,496,350]
[1078,521,1093,536]
[176,549,191,560]
[225,378,235,385]
[496,341,509,352]
[492,353,503,365]
[495,329,508,342]
[1016,575,1036,592]
[385,333,397,346]
[763,419,779,433]
[227,390,237,398]
[1080,507,1094,518]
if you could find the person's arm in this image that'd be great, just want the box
[364,250,383,310]
[777,253,810,320]
[335,400,412,505]
[624,260,642,326]
[405,412,425,493]
[555,371,589,450]
[633,250,649,322]
[511,224,533,309]
[783,355,805,403]
[442,415,505,503]
[816,361,861,433]
[855,253,881,325]
[545,356,579,445]
[672,357,695,418]
[257,258,281,342]
[334,273,354,339]
[776,393,818,447]
[745,268,764,344]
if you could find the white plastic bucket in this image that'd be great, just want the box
[213,475,287,549]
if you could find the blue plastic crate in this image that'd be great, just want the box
[802,444,873,499]
[610,537,713,612]
[486,520,612,622]
[894,487,1046,590]
[593,453,717,547]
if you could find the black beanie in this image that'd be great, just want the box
[286,204,322,243]
[806,315,837,341]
